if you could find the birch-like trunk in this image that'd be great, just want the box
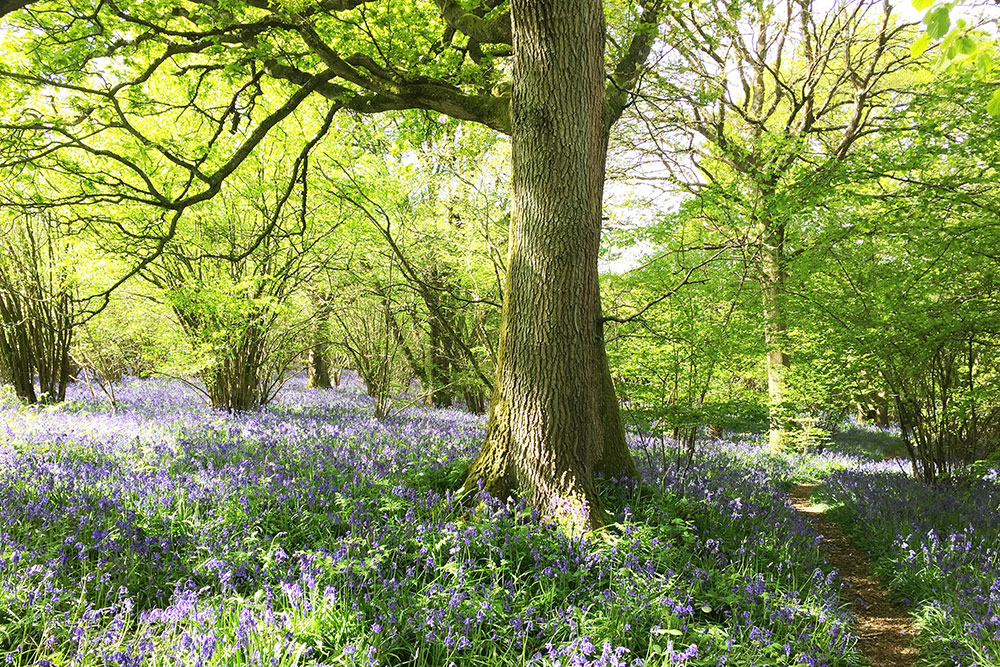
[761,217,791,450]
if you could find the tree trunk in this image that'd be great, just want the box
[307,295,333,389]
[594,312,639,480]
[418,267,455,408]
[856,390,889,427]
[0,314,37,404]
[462,386,486,414]
[874,390,889,427]
[426,295,453,407]
[308,344,331,389]
[307,316,332,389]
[34,291,73,403]
[203,320,266,411]
[761,217,791,451]
[463,0,628,531]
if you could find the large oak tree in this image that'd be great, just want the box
[0,0,660,528]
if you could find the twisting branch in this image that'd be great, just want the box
[319,161,496,393]
[601,247,727,325]
[433,0,511,45]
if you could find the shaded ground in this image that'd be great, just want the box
[789,483,918,667]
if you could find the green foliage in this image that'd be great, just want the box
[988,88,1000,116]
[131,130,350,411]
[315,119,505,412]
[789,76,1000,477]
[604,205,767,441]
[911,1,1000,115]
[925,7,952,40]
[776,330,868,451]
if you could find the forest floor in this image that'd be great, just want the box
[6,376,998,665]
[788,483,918,667]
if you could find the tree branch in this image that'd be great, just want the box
[0,0,33,19]
[604,0,663,129]
[433,0,511,45]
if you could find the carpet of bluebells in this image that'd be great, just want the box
[815,459,1000,666]
[1,376,866,667]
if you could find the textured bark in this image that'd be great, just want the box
[0,299,37,404]
[307,345,332,389]
[428,312,453,407]
[595,313,639,480]
[462,0,616,530]
[761,218,791,450]
[307,315,333,389]
[307,294,334,389]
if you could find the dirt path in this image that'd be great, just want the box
[788,483,919,667]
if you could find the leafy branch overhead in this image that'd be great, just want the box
[910,0,1000,115]
[0,0,660,295]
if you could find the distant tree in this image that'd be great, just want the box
[798,78,1000,479]
[330,264,411,419]
[138,139,344,411]
[306,291,335,390]
[318,125,506,412]
[0,0,661,528]
[73,293,170,408]
[0,214,77,404]
[603,209,766,445]
[802,198,1000,481]
[618,0,916,449]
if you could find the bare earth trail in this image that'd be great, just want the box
[788,483,919,667]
